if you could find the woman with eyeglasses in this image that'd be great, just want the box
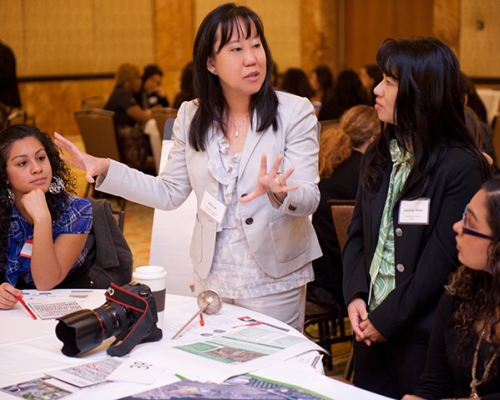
[342,37,493,398]
[403,177,500,399]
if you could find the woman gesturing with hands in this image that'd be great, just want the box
[55,3,321,331]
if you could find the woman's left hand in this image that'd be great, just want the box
[359,318,387,344]
[239,153,298,203]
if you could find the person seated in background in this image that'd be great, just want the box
[308,105,380,310]
[461,72,498,171]
[0,125,92,309]
[105,63,152,128]
[358,64,383,105]
[173,61,196,109]
[309,64,335,117]
[280,67,313,101]
[0,40,22,111]
[319,69,370,121]
[135,64,170,109]
[104,63,152,170]
[403,177,500,400]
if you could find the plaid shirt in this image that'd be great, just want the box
[3,194,92,287]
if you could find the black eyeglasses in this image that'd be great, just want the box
[462,205,494,240]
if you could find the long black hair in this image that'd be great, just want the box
[190,3,279,152]
[0,125,76,265]
[362,37,492,195]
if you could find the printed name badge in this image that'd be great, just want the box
[20,239,33,258]
[200,191,226,224]
[399,198,430,225]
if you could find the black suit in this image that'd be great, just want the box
[343,141,486,398]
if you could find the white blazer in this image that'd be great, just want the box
[97,90,322,279]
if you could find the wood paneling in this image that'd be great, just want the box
[343,0,434,70]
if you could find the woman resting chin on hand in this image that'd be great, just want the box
[0,125,93,310]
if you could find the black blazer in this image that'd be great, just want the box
[343,142,485,344]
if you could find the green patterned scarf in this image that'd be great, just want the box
[368,139,413,311]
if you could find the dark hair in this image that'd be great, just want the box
[319,69,369,120]
[190,3,278,152]
[446,176,500,369]
[362,64,383,104]
[281,68,313,99]
[362,37,492,194]
[312,64,334,103]
[142,64,163,82]
[173,61,196,109]
[460,72,488,124]
[0,124,76,265]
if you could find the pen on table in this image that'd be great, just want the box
[15,296,37,320]
[199,312,204,327]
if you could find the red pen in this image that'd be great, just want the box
[199,312,204,327]
[15,295,37,320]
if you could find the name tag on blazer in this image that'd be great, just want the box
[200,191,226,224]
[399,198,430,225]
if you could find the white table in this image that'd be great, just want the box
[0,290,392,400]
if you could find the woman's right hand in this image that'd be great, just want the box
[0,282,22,310]
[54,132,110,183]
[347,297,371,345]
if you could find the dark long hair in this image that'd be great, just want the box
[312,64,334,103]
[446,176,500,368]
[362,37,492,195]
[0,125,76,265]
[190,3,278,152]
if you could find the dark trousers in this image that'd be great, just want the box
[352,339,429,399]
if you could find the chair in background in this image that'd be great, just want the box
[152,107,177,138]
[303,199,355,375]
[81,96,106,110]
[320,119,340,135]
[492,113,500,164]
[111,209,125,232]
[330,199,356,381]
[7,108,27,126]
[74,109,126,209]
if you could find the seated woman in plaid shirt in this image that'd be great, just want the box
[0,125,92,309]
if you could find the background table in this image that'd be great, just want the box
[0,290,392,400]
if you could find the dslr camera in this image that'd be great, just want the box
[55,282,162,357]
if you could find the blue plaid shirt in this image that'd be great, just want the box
[2,194,92,287]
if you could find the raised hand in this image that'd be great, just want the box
[239,153,298,203]
[54,132,110,183]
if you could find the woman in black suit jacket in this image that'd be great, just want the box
[342,37,493,399]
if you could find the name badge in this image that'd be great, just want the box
[399,198,430,224]
[20,239,33,258]
[200,191,226,224]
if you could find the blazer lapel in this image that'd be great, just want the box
[239,115,264,178]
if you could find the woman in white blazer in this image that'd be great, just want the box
[56,3,321,331]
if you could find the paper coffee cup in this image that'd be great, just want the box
[132,266,167,328]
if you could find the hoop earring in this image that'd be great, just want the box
[6,187,14,205]
[48,176,65,194]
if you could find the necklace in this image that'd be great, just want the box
[229,113,249,137]
[470,329,499,398]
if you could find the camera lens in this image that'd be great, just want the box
[56,302,130,357]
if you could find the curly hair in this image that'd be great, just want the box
[446,176,500,368]
[318,105,380,179]
[0,125,76,265]
[115,63,142,86]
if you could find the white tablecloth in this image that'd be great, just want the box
[0,291,392,400]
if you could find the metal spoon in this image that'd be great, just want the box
[170,289,223,339]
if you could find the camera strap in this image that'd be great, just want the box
[104,283,159,357]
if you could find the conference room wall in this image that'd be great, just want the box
[1,0,497,139]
